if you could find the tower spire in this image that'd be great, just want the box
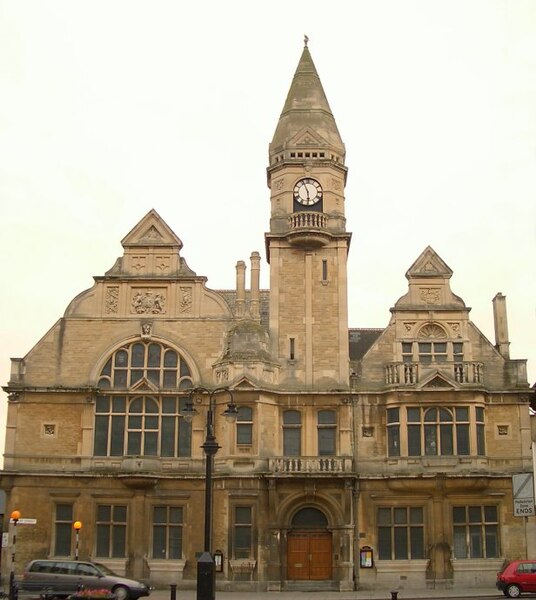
[269,42,345,164]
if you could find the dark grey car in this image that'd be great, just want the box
[21,560,151,600]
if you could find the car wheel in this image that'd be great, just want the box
[506,584,521,598]
[112,586,130,600]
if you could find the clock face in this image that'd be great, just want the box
[293,178,323,206]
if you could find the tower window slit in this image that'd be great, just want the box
[322,260,328,281]
[289,338,295,360]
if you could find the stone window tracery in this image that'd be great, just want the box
[96,504,127,558]
[94,341,193,458]
[152,506,183,559]
[452,505,499,558]
[377,506,425,560]
[387,406,485,457]
[98,341,192,390]
[399,323,464,367]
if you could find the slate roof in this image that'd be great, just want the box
[348,328,384,361]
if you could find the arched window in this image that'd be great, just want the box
[98,341,192,390]
[291,507,328,529]
[423,407,453,455]
[94,341,193,458]
[407,406,470,457]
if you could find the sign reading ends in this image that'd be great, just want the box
[512,473,535,517]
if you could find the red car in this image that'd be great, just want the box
[496,560,536,597]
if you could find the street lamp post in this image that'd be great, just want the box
[9,510,21,600]
[73,521,82,560]
[181,387,237,600]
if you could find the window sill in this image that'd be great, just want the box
[229,559,256,574]
[147,559,186,573]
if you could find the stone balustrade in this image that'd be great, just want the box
[288,212,328,230]
[385,362,484,385]
[269,456,353,474]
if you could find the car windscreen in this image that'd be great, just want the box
[93,563,117,576]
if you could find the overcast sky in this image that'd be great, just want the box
[1,0,535,441]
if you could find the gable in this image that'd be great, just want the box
[287,126,330,149]
[406,246,452,280]
[420,373,456,390]
[121,208,183,249]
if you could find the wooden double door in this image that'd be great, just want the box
[287,530,332,580]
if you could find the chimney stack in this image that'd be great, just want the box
[492,292,510,358]
[235,260,246,318]
[250,252,261,321]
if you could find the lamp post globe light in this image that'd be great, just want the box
[181,387,237,600]
[73,521,82,560]
[9,510,21,600]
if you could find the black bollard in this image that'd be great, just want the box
[170,584,177,600]
[391,592,398,600]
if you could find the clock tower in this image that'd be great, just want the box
[266,40,351,389]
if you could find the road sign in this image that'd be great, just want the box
[512,473,535,517]
[9,518,37,525]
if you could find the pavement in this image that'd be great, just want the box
[9,585,510,600]
[147,587,504,600]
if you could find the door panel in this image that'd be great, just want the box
[287,531,332,580]
[287,534,309,580]
[309,535,332,580]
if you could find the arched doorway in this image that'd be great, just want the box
[287,507,332,580]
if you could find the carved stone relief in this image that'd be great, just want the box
[43,423,56,438]
[331,177,342,190]
[179,287,192,313]
[448,322,461,334]
[273,178,284,191]
[141,322,153,339]
[423,260,438,272]
[418,323,447,338]
[404,322,416,332]
[131,289,166,314]
[216,368,229,383]
[131,256,146,272]
[105,286,119,314]
[420,287,441,304]
[140,225,163,242]
[497,425,509,436]
[155,256,170,273]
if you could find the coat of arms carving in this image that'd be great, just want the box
[131,290,166,314]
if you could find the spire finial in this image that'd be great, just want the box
[304,34,309,47]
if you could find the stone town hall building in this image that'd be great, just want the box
[2,43,534,593]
